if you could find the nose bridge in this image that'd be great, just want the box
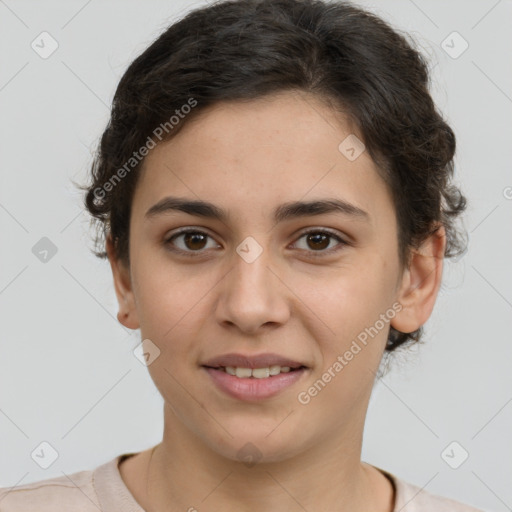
[216,235,288,331]
[231,236,275,298]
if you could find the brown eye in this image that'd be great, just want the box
[164,227,347,258]
[182,232,208,250]
[165,229,219,255]
[305,232,330,250]
[293,229,347,257]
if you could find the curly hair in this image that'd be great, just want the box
[77,0,468,353]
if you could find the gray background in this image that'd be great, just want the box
[0,1,511,510]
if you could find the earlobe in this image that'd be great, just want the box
[390,224,447,335]
[106,235,140,330]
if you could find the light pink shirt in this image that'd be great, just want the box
[0,453,484,511]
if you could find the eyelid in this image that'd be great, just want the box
[164,227,221,255]
[293,227,348,256]
[164,226,349,257]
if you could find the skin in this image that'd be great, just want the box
[107,90,446,512]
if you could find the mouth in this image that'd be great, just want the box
[201,353,309,401]
[202,364,306,379]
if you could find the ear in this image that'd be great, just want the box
[106,235,140,330]
[391,224,447,334]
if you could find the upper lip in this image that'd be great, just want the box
[202,353,306,369]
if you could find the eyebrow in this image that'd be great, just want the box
[144,196,370,224]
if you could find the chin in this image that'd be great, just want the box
[202,422,309,466]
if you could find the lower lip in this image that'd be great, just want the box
[203,367,307,401]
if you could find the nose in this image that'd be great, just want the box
[215,243,290,334]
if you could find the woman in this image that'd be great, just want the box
[0,0,482,510]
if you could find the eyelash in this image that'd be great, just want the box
[164,227,348,258]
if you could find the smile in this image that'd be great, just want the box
[202,365,308,401]
[217,365,299,378]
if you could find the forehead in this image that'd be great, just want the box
[132,91,393,226]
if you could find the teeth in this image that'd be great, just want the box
[222,366,297,378]
[252,367,270,378]
[235,367,252,378]
[269,365,281,376]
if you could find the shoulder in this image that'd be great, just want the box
[0,467,99,512]
[0,453,143,512]
[388,472,484,512]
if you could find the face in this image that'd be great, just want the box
[108,90,445,463]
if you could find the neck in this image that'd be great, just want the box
[142,404,394,512]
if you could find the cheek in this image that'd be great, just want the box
[308,259,394,354]
[132,264,211,347]
[304,273,393,418]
